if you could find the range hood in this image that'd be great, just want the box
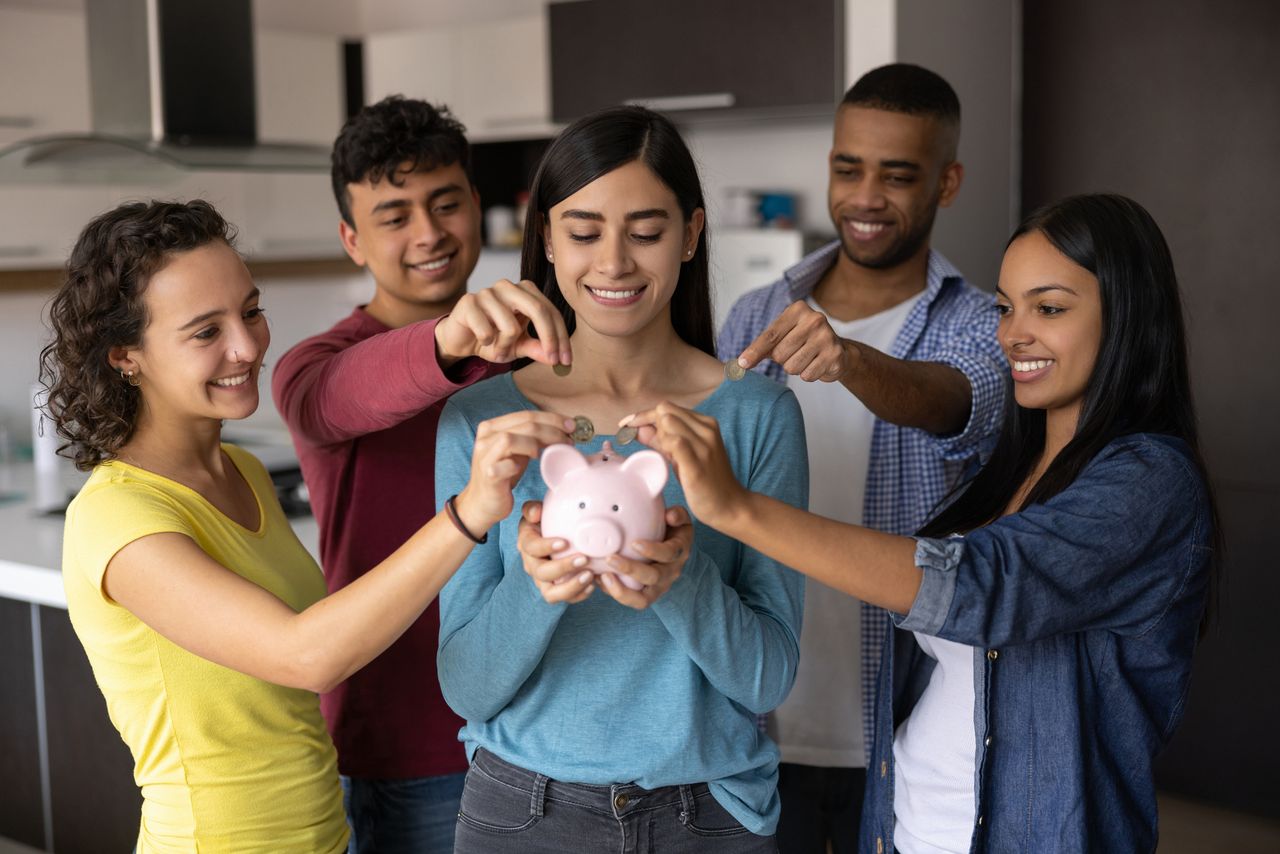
[0,0,331,183]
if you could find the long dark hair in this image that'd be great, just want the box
[38,199,235,471]
[919,193,1220,623]
[519,105,715,356]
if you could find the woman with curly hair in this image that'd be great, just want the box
[41,198,573,853]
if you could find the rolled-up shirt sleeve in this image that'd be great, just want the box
[897,436,1211,646]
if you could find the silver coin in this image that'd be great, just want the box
[571,415,595,443]
[553,363,572,377]
[724,360,746,381]
[616,425,639,446]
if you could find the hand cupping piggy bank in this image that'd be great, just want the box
[540,441,668,590]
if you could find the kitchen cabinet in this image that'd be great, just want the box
[254,29,345,147]
[0,8,91,151]
[550,0,842,121]
[0,597,140,853]
[364,14,559,142]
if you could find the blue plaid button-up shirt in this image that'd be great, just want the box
[716,241,1008,753]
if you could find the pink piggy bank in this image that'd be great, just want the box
[540,441,668,590]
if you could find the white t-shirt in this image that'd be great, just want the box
[771,293,921,769]
[892,631,978,853]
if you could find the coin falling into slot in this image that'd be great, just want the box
[570,416,595,443]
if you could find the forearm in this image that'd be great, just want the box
[720,491,922,613]
[274,319,489,444]
[841,340,972,435]
[436,567,566,720]
[651,550,802,713]
[286,507,483,693]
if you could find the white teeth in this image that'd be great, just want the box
[212,373,249,387]
[849,221,886,234]
[1012,359,1054,372]
[588,286,642,299]
[417,257,449,271]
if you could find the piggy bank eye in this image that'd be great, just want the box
[578,501,586,510]
[611,504,619,512]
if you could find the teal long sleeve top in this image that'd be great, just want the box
[435,371,808,835]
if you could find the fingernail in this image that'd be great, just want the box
[737,356,749,368]
[562,350,572,364]
[564,418,577,432]
[553,540,567,550]
[572,556,588,567]
[577,571,593,583]
[618,412,635,427]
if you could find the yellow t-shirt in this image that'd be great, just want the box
[62,444,348,854]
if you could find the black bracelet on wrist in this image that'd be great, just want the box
[444,494,488,544]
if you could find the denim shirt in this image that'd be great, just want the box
[861,433,1213,854]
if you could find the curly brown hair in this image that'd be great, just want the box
[38,199,236,471]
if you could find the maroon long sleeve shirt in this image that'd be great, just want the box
[272,307,504,779]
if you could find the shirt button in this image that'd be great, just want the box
[880,759,888,778]
[614,793,629,810]
[985,736,993,747]
[876,837,884,854]
[987,649,1000,661]
[978,815,985,826]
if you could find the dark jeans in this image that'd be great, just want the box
[774,763,865,854]
[454,747,779,853]
[340,771,466,854]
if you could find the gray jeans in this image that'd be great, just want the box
[454,748,779,854]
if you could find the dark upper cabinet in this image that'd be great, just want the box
[550,0,843,121]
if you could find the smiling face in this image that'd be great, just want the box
[996,231,1104,430]
[827,105,961,270]
[113,241,269,427]
[542,159,703,341]
[339,160,482,328]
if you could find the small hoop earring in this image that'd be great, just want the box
[122,369,141,387]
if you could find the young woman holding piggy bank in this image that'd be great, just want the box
[434,106,808,853]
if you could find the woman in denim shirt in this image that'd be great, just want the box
[625,194,1217,853]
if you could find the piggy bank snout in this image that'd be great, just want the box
[573,518,624,557]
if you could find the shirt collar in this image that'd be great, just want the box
[785,240,965,307]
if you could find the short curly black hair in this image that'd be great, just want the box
[38,199,235,471]
[330,95,472,226]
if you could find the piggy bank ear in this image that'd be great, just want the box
[540,444,588,490]
[621,450,668,498]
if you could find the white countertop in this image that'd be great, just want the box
[0,458,319,609]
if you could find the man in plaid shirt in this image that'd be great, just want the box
[716,64,1007,854]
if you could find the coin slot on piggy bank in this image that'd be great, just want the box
[540,440,668,590]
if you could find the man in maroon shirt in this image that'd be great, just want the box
[273,96,569,854]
